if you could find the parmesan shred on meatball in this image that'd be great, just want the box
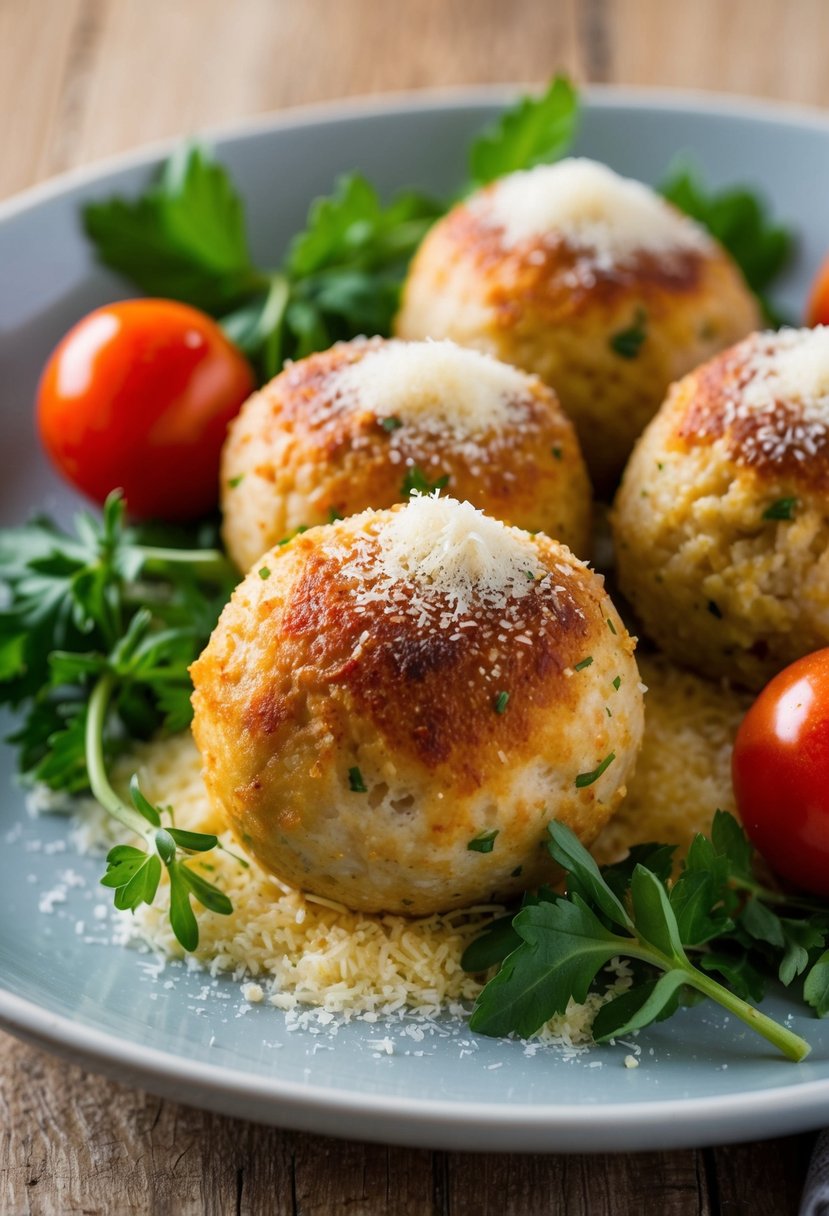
[190,494,644,915]
[613,327,829,689]
[395,158,760,493]
[221,337,591,572]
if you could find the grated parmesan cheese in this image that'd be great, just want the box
[716,328,829,465]
[471,158,713,265]
[339,492,546,619]
[332,339,533,435]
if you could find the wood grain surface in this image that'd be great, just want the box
[1,1,827,1212]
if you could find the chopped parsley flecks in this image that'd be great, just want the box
[468,829,499,854]
[575,752,616,789]
[494,691,510,714]
[227,474,244,488]
[278,524,309,546]
[606,706,612,718]
[762,497,798,522]
[328,508,344,523]
[258,566,271,579]
[348,766,368,793]
[708,600,723,619]
[612,676,621,691]
[401,465,449,498]
[574,656,594,672]
[606,617,617,636]
[525,570,536,581]
[381,415,403,432]
[551,445,563,461]
[610,308,647,359]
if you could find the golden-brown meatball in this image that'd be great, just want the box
[613,327,829,690]
[221,337,591,571]
[191,494,644,914]
[395,158,760,493]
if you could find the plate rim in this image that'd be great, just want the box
[4,81,829,1150]
[2,79,829,222]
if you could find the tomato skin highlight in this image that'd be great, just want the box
[732,649,829,897]
[806,255,829,327]
[36,299,255,521]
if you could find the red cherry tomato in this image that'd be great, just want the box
[36,299,254,520]
[732,649,829,897]
[806,255,829,327]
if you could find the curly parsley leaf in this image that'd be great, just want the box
[469,75,580,187]
[660,164,794,324]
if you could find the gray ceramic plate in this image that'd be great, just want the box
[2,86,829,1153]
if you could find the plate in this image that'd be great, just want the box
[2,86,829,1153]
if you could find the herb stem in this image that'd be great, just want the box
[85,672,151,840]
[138,546,235,580]
[683,966,810,1062]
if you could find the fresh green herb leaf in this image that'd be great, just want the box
[83,144,265,315]
[469,75,579,187]
[401,465,449,497]
[348,766,367,793]
[468,829,499,854]
[227,474,244,489]
[258,566,271,579]
[574,656,594,672]
[467,818,812,1061]
[660,164,794,325]
[612,676,621,691]
[609,308,647,359]
[575,752,616,789]
[763,497,798,521]
[493,691,510,714]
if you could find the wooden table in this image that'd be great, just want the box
[1,0,827,1210]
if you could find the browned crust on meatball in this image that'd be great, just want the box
[199,529,612,802]
[669,340,829,493]
[437,206,709,329]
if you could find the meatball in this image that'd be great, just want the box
[191,494,644,914]
[613,327,829,690]
[395,158,760,493]
[221,337,591,572]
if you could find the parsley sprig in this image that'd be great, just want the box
[81,79,581,383]
[0,492,238,949]
[464,813,817,1061]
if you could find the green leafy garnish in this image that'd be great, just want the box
[469,76,580,187]
[573,656,594,672]
[85,154,442,383]
[575,753,615,788]
[0,492,238,950]
[660,165,794,325]
[348,766,368,793]
[493,691,510,715]
[763,497,798,521]
[467,817,812,1061]
[401,466,449,498]
[468,829,499,854]
[610,308,647,360]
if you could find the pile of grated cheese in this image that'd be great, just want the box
[332,339,534,435]
[471,157,713,265]
[340,492,546,619]
[70,649,745,1047]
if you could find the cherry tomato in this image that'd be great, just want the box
[36,299,254,520]
[806,254,829,327]
[732,649,829,897]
